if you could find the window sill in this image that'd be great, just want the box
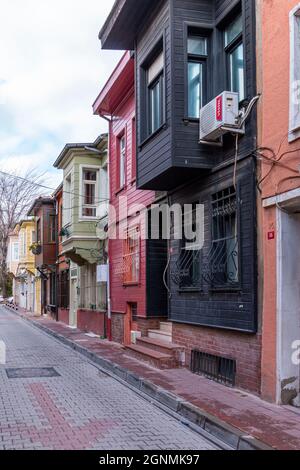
[123,282,139,287]
[130,178,136,185]
[115,186,125,196]
[209,286,241,293]
[182,117,199,125]
[288,128,300,143]
[178,287,203,293]
[78,308,106,313]
[138,123,167,149]
[78,217,98,223]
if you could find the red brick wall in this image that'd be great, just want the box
[58,308,69,326]
[111,312,125,344]
[77,310,105,337]
[173,323,262,394]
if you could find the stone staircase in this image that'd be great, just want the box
[125,322,185,370]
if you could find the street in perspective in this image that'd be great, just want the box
[0,307,217,451]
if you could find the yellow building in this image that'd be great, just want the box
[14,219,41,314]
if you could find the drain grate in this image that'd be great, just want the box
[6,367,60,379]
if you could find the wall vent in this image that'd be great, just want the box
[191,350,236,387]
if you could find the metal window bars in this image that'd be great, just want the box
[191,350,236,387]
[171,187,239,289]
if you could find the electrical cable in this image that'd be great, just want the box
[0,170,110,203]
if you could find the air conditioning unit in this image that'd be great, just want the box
[199,91,241,143]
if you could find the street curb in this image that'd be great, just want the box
[5,306,274,451]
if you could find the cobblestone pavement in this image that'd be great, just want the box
[0,307,217,450]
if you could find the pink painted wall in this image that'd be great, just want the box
[259,0,300,401]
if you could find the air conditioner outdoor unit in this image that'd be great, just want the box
[199,91,241,143]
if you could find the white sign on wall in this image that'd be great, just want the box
[97,265,108,283]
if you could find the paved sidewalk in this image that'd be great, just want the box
[9,306,300,450]
[0,307,217,450]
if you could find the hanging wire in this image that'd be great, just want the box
[0,170,110,203]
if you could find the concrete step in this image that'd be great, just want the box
[159,322,172,334]
[148,329,172,343]
[125,344,177,369]
[136,336,184,360]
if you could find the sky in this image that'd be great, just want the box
[0,0,122,190]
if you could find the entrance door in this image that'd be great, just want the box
[69,278,78,327]
[124,303,138,346]
[277,210,300,405]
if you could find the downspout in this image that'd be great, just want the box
[55,199,59,321]
[99,113,112,341]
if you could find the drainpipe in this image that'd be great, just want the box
[100,113,112,340]
[106,255,112,341]
[55,199,59,321]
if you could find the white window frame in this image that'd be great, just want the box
[119,135,126,189]
[63,170,72,227]
[23,231,26,257]
[79,165,101,221]
[12,242,19,262]
[289,4,300,141]
[97,163,109,220]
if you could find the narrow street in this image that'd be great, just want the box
[0,307,217,451]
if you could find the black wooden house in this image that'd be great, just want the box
[100,0,261,393]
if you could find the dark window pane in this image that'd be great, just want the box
[225,14,243,47]
[149,78,162,134]
[230,43,245,101]
[188,36,207,56]
[83,207,96,217]
[84,183,95,205]
[188,62,202,118]
[84,170,97,181]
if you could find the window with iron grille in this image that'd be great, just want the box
[49,273,56,306]
[58,270,69,309]
[179,202,201,289]
[191,350,236,387]
[210,187,239,288]
[123,227,140,284]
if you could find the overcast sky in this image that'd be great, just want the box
[0,0,122,188]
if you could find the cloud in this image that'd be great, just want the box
[0,0,122,185]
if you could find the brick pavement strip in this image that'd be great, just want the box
[13,307,300,451]
[0,306,217,451]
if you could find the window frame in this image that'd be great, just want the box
[186,30,209,120]
[118,133,126,191]
[36,218,41,244]
[123,226,141,286]
[131,117,136,181]
[224,13,245,104]
[12,242,19,262]
[289,4,300,141]
[147,68,164,136]
[179,201,202,291]
[63,171,72,227]
[79,165,101,221]
[48,213,56,243]
[140,38,166,145]
[210,186,241,291]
